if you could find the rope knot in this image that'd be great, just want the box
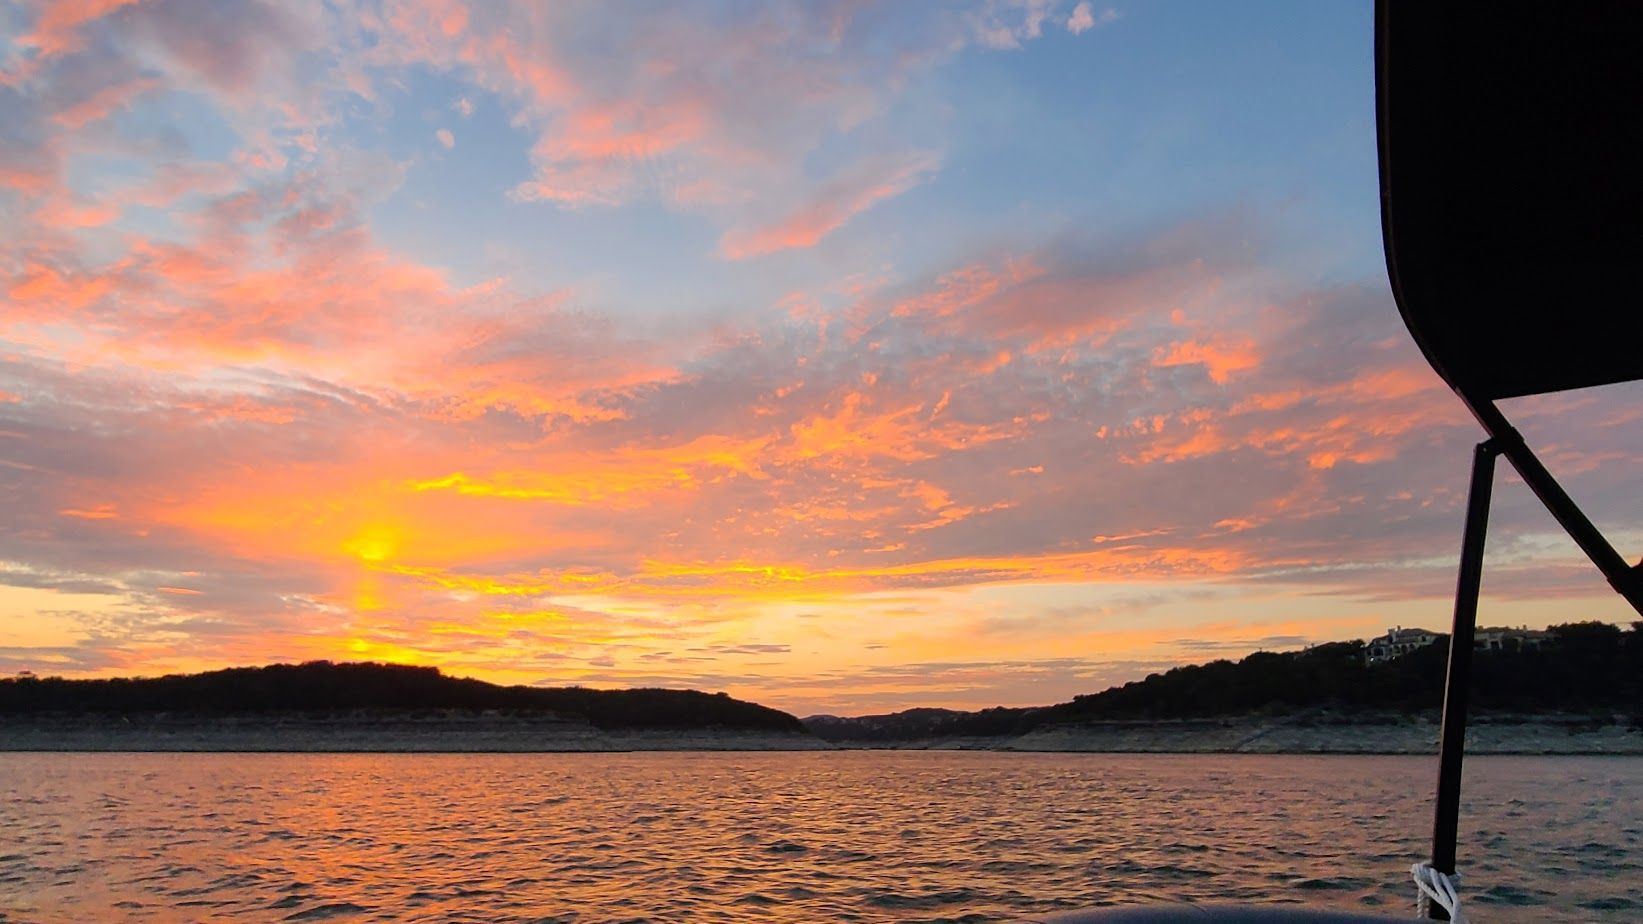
[1411,862,1466,923]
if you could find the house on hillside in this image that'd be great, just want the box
[1365,625,1555,665]
[1365,626,1440,664]
[1473,626,1550,652]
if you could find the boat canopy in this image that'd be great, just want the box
[1378,3,1643,401]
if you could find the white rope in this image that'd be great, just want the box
[1411,862,1466,923]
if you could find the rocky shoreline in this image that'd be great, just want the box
[2,712,1639,754]
[0,713,832,752]
[831,713,1643,754]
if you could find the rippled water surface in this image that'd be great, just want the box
[2,752,1639,922]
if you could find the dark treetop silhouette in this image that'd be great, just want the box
[804,621,1643,742]
[0,661,803,732]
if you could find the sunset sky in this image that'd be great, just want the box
[2,0,1639,715]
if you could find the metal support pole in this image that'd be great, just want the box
[1429,438,1499,918]
[1468,400,1643,615]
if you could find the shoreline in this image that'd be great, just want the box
[0,715,829,752]
[823,713,1643,755]
[2,712,1639,754]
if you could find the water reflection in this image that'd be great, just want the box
[2,753,1638,922]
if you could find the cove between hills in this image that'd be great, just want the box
[3,622,1640,754]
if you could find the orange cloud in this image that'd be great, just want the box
[59,505,119,520]
[1153,335,1261,383]
[6,261,118,316]
[409,434,776,508]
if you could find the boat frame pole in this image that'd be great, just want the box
[1467,401,1643,614]
[1425,399,1639,919]
[1428,438,1498,918]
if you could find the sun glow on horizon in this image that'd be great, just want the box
[345,528,400,565]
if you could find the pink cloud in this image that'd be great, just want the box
[363,2,1073,246]
[15,0,144,58]
[49,73,162,128]
[1152,335,1261,383]
[719,151,940,259]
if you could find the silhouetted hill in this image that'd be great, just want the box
[0,662,804,733]
[805,622,1643,742]
[804,706,1040,743]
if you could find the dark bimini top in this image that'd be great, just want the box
[1378,3,1643,403]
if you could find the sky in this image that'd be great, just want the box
[2,0,1639,716]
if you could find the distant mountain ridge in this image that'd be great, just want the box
[804,706,1040,742]
[0,661,804,733]
[804,621,1642,743]
[4,622,1637,744]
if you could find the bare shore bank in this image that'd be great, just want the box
[0,714,831,752]
[850,714,1643,755]
[3,712,1638,754]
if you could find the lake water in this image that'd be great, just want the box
[1,752,1638,922]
